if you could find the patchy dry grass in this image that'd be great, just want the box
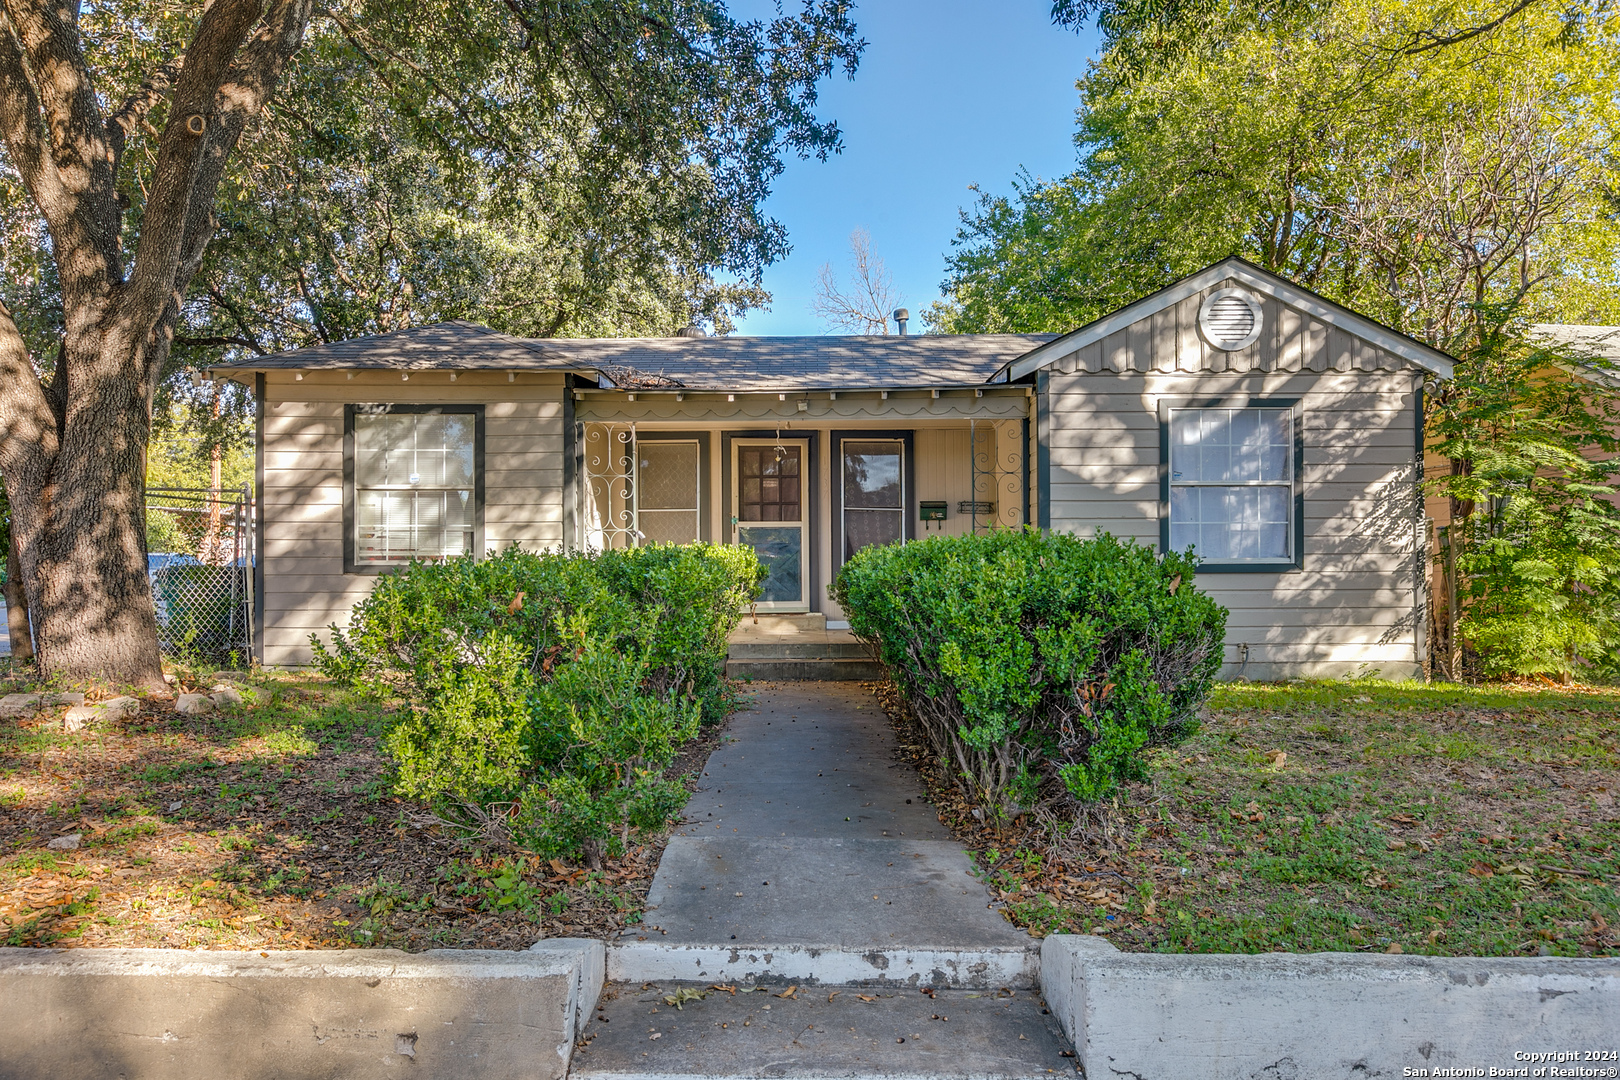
[879,679,1620,957]
[0,665,723,951]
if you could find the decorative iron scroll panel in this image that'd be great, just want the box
[144,485,254,663]
[578,421,639,551]
[968,418,1027,533]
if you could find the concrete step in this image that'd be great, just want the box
[608,942,1040,990]
[735,613,828,634]
[569,980,1075,1080]
[726,658,884,682]
[726,641,871,660]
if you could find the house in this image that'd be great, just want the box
[209,257,1453,679]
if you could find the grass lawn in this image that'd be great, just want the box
[0,666,715,951]
[883,679,1620,957]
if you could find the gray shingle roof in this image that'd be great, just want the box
[211,321,1057,390]
[210,321,571,371]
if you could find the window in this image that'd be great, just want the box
[349,406,481,567]
[739,445,801,522]
[1168,406,1295,564]
[635,440,700,544]
[841,439,904,561]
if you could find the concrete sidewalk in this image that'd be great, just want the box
[629,682,1027,954]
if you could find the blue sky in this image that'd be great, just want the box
[728,1,1102,336]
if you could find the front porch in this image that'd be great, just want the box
[572,384,1034,623]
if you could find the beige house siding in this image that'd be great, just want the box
[1038,280,1427,679]
[259,371,566,666]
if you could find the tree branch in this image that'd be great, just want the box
[0,13,66,221]
[124,0,313,385]
[1400,0,1543,54]
[107,59,181,171]
[0,0,121,269]
[0,298,60,491]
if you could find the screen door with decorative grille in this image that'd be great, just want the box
[732,439,808,610]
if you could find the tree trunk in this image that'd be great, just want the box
[6,352,164,687]
[4,527,32,663]
[0,0,312,686]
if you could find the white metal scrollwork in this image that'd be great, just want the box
[968,417,1027,533]
[578,421,639,551]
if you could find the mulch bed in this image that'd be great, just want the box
[0,671,731,951]
[868,679,1620,957]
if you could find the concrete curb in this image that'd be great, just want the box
[609,941,1040,988]
[0,941,605,1080]
[1042,934,1620,1080]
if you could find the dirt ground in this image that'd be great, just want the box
[0,668,728,951]
[874,678,1620,957]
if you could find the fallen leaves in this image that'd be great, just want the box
[1230,801,1265,823]
[776,985,798,999]
[1264,749,1287,770]
[663,988,707,1009]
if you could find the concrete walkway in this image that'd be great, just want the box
[631,682,1027,951]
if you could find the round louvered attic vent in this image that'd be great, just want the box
[1197,289,1264,351]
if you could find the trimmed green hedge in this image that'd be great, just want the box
[833,529,1226,812]
[315,543,762,863]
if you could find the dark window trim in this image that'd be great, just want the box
[631,430,712,543]
[563,376,577,553]
[1036,371,1051,530]
[1157,396,1304,574]
[343,403,486,575]
[830,429,916,570]
[253,373,265,664]
[720,430,819,612]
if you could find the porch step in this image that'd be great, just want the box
[727,640,870,660]
[736,613,828,634]
[726,613,882,681]
[726,658,885,682]
[569,980,1074,1080]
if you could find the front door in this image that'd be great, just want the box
[732,438,809,610]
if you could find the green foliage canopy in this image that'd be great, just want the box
[934,0,1620,350]
[1,0,866,369]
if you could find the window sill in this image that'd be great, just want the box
[1192,561,1301,574]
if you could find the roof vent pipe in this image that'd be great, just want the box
[675,324,707,338]
[892,308,909,336]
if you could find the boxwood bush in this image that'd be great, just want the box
[315,543,761,864]
[832,529,1226,813]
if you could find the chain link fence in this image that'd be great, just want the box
[145,485,254,664]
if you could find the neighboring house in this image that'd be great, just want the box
[210,257,1453,678]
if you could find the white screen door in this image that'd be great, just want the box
[732,439,808,610]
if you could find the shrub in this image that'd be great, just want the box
[315,543,761,862]
[833,529,1226,812]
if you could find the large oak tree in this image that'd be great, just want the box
[0,0,862,685]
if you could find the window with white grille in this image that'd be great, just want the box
[353,409,479,565]
[1197,289,1264,351]
[1168,406,1294,564]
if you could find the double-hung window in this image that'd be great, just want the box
[1166,404,1298,567]
[347,405,483,569]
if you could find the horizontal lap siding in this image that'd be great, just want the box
[1045,349,1424,678]
[260,381,566,666]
